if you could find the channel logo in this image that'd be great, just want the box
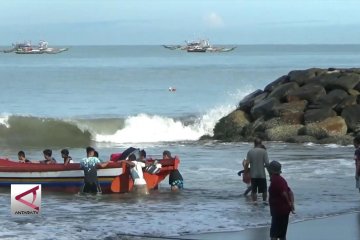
[11,184,41,215]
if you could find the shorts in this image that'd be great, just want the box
[170,180,184,189]
[270,214,289,238]
[251,178,267,194]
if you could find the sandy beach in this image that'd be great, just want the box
[179,212,360,240]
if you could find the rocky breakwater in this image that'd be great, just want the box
[213,68,360,145]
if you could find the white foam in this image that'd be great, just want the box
[0,114,10,128]
[324,144,344,148]
[95,88,253,144]
[94,105,237,143]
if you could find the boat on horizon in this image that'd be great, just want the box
[163,39,236,53]
[2,40,68,54]
[0,156,179,194]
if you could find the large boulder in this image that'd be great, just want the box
[321,73,360,91]
[264,75,289,92]
[238,90,267,113]
[279,112,304,125]
[241,116,267,139]
[273,100,308,116]
[286,84,326,103]
[355,81,360,92]
[299,125,328,139]
[303,116,347,138]
[309,89,349,109]
[250,98,280,120]
[258,117,287,131]
[348,89,360,96]
[347,68,360,74]
[265,124,303,141]
[288,68,326,86]
[213,110,250,141]
[304,107,337,123]
[334,95,357,113]
[341,105,360,132]
[268,82,299,101]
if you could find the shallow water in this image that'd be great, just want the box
[1,142,359,239]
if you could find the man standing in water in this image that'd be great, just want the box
[80,147,109,194]
[354,136,360,193]
[244,138,269,202]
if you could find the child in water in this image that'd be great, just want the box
[238,159,251,196]
[163,150,183,191]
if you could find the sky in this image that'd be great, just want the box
[0,0,359,45]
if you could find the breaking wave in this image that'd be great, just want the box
[95,105,234,143]
[0,106,233,147]
[0,115,92,148]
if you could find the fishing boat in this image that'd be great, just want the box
[2,40,68,54]
[0,157,179,194]
[163,39,235,53]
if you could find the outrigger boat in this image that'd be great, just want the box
[2,40,68,54]
[0,156,179,194]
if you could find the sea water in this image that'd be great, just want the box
[0,45,360,239]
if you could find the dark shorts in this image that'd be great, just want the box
[170,180,184,189]
[270,214,289,238]
[251,178,267,194]
[82,182,101,194]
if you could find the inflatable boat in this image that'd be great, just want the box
[0,157,179,194]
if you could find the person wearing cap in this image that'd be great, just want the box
[244,138,269,202]
[268,160,295,240]
[353,136,360,193]
[61,149,73,165]
[163,150,184,191]
[80,146,109,194]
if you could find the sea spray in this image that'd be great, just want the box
[95,105,236,144]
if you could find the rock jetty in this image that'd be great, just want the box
[212,68,360,145]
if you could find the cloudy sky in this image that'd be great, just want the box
[0,0,359,45]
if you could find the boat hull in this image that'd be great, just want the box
[0,157,179,194]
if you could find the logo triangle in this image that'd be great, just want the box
[15,185,40,211]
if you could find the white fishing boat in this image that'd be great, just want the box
[2,40,68,54]
[163,39,236,53]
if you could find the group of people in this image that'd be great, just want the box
[240,136,360,240]
[18,148,73,165]
[17,146,184,195]
[114,148,184,195]
[240,138,294,240]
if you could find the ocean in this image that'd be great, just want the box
[0,45,360,240]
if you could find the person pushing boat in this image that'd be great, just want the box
[80,147,109,194]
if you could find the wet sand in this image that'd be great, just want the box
[179,212,360,240]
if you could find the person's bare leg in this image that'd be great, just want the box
[262,191,267,201]
[244,186,252,196]
[251,192,257,201]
